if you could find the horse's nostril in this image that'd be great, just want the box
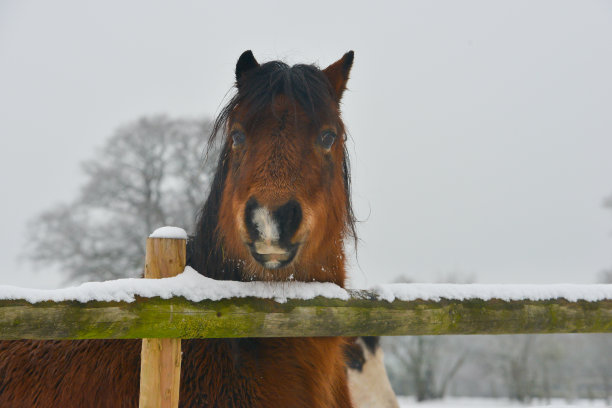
[274,200,302,243]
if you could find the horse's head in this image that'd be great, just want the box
[212,51,355,283]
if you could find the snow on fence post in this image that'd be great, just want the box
[139,227,187,408]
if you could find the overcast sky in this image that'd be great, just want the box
[1,1,611,288]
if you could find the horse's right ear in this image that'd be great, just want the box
[323,51,354,101]
[235,50,260,84]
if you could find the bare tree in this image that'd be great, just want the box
[509,338,535,402]
[386,336,468,401]
[24,115,217,283]
[598,270,612,284]
[588,334,612,404]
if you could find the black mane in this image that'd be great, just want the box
[188,60,357,280]
[211,61,337,141]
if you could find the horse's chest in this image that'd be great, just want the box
[181,338,347,408]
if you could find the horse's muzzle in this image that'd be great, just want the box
[244,197,302,269]
[247,242,299,269]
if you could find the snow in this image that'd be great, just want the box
[397,397,609,407]
[0,267,349,304]
[149,226,188,240]
[0,267,610,304]
[372,283,612,303]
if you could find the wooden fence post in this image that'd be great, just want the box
[139,234,186,408]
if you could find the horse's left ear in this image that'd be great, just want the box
[236,50,260,85]
[323,51,354,101]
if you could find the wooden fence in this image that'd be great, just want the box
[1,235,611,407]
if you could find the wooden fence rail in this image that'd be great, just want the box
[1,292,611,340]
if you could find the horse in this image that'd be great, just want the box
[345,337,400,408]
[0,50,357,407]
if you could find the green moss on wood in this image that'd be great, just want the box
[0,296,610,340]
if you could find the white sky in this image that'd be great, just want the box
[1,0,611,288]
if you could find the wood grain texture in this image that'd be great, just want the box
[139,237,185,408]
[144,237,187,279]
[0,296,610,339]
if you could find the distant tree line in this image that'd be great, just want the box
[385,333,612,404]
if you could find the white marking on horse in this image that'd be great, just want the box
[252,207,279,242]
[347,338,400,408]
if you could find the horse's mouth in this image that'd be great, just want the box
[247,241,299,269]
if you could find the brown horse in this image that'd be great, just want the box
[0,50,356,407]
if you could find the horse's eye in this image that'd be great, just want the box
[231,130,246,146]
[317,130,336,150]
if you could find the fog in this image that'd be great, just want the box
[1,1,611,288]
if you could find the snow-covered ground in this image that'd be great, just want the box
[397,397,610,407]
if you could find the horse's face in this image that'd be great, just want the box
[224,97,344,271]
[216,51,354,281]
